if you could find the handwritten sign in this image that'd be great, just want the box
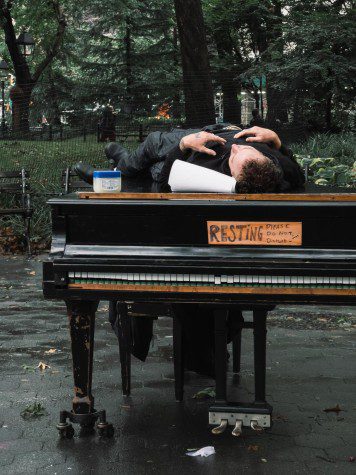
[207,221,302,246]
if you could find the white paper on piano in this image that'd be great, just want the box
[168,160,236,193]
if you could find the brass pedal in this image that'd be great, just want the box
[251,420,264,432]
[211,419,228,435]
[231,420,243,437]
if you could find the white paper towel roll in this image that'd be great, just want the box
[168,160,236,193]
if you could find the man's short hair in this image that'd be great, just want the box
[236,159,283,193]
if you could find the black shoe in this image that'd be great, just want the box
[105,142,129,168]
[74,162,95,185]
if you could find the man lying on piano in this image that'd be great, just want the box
[75,125,305,193]
[74,124,305,377]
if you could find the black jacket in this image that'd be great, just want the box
[158,127,305,192]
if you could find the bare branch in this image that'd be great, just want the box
[32,0,67,83]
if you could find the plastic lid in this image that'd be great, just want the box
[93,170,121,178]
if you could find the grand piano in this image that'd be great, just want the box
[42,178,356,438]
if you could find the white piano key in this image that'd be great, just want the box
[297,276,304,284]
[350,277,356,285]
[221,275,228,283]
[202,275,209,283]
[259,275,266,284]
[189,275,195,282]
[209,275,215,283]
[164,274,170,282]
[310,277,317,285]
[291,276,298,284]
[271,276,279,284]
[304,276,311,285]
[278,276,284,284]
[336,277,343,285]
[228,276,234,284]
[215,276,221,285]
[69,272,75,278]
[157,274,164,281]
[183,274,190,282]
[265,276,272,284]
[246,276,253,284]
[233,275,240,283]
[171,274,177,282]
[252,275,258,284]
[240,275,248,283]
[342,277,349,285]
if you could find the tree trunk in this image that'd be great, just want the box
[222,80,241,125]
[266,82,288,125]
[214,29,242,125]
[171,27,181,120]
[174,0,215,127]
[9,83,33,135]
[124,21,133,97]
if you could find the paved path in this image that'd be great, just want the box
[0,256,355,474]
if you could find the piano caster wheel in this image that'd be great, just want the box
[250,420,264,433]
[97,422,114,438]
[211,419,228,435]
[57,422,75,439]
[231,420,243,437]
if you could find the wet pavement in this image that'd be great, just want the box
[0,255,355,474]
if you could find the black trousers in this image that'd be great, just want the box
[106,129,197,180]
[109,302,242,377]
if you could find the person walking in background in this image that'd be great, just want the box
[98,104,116,142]
[250,108,265,127]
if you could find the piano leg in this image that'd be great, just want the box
[56,300,114,438]
[173,315,184,402]
[214,308,228,404]
[253,309,267,403]
[116,301,131,396]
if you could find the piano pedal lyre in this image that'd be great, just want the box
[211,419,228,435]
[209,405,272,437]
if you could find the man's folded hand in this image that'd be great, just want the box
[234,126,282,150]
[179,132,226,156]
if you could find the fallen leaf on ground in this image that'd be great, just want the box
[261,458,267,463]
[28,271,36,276]
[192,387,215,399]
[248,445,259,452]
[44,348,57,355]
[37,362,50,371]
[273,414,288,422]
[21,402,48,419]
[323,404,343,414]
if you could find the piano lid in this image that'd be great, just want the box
[48,178,356,205]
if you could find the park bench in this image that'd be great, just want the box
[0,169,32,256]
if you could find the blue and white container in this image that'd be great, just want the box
[93,170,121,193]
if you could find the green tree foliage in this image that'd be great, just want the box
[1,0,354,130]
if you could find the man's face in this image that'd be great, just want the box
[228,144,268,180]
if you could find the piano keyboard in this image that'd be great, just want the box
[68,272,356,289]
